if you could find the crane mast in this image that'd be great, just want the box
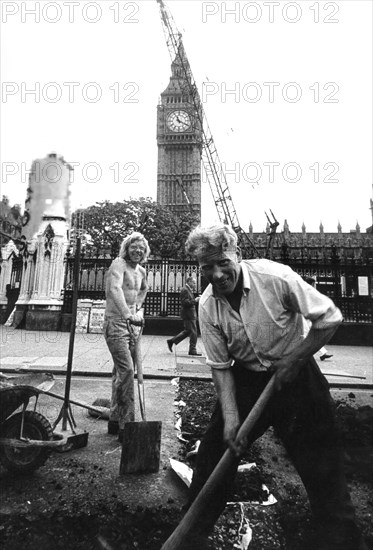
[156,0,259,258]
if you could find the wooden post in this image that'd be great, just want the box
[61,237,81,430]
[53,237,89,452]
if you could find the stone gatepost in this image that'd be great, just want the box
[17,220,69,330]
[17,240,37,304]
[0,241,19,323]
[14,153,72,330]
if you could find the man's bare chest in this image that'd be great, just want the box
[122,270,142,292]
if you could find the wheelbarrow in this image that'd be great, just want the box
[0,373,70,473]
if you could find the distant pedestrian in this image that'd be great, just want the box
[104,232,150,442]
[319,345,333,361]
[304,277,333,361]
[167,276,202,356]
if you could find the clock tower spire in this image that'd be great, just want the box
[156,45,202,221]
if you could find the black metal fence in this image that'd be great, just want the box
[62,249,201,317]
[60,248,373,322]
[9,253,24,290]
[281,257,373,323]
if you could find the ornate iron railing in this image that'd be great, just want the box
[9,253,24,289]
[280,256,373,323]
[8,244,371,322]
[61,251,202,317]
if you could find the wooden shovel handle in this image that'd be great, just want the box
[160,376,276,550]
[127,321,144,383]
[137,382,146,422]
[136,354,146,421]
[128,323,146,421]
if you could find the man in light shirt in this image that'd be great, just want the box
[183,224,366,550]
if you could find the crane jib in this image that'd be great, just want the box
[156,0,272,259]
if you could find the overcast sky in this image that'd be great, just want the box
[1,0,372,233]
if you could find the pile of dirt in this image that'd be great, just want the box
[335,397,373,482]
[177,381,373,478]
[175,380,373,550]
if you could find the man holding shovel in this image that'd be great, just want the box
[104,232,150,442]
[179,224,366,550]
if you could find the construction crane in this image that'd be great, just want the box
[174,176,197,217]
[156,0,259,258]
[264,209,280,260]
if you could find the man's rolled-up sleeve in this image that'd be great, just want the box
[310,299,342,329]
[284,272,343,329]
[199,308,232,370]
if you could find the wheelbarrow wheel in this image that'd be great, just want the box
[0,411,53,473]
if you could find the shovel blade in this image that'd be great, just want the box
[120,421,162,474]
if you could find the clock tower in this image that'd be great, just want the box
[157,45,202,221]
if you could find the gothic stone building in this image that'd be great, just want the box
[0,196,22,247]
[247,219,373,261]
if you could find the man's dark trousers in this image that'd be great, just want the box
[169,284,198,354]
[186,358,364,550]
[170,319,198,354]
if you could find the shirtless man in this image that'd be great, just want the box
[103,232,150,441]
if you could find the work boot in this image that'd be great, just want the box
[108,420,119,435]
[189,351,202,356]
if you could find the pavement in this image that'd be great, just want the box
[0,325,372,388]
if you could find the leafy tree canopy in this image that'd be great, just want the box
[74,198,199,259]
[0,196,23,247]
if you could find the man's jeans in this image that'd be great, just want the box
[103,317,135,428]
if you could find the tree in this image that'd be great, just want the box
[0,196,23,247]
[78,198,199,259]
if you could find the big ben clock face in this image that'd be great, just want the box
[167,110,191,132]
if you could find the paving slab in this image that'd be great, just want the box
[175,345,373,386]
[317,345,373,387]
[0,356,39,365]
[1,327,372,388]
[32,357,69,368]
